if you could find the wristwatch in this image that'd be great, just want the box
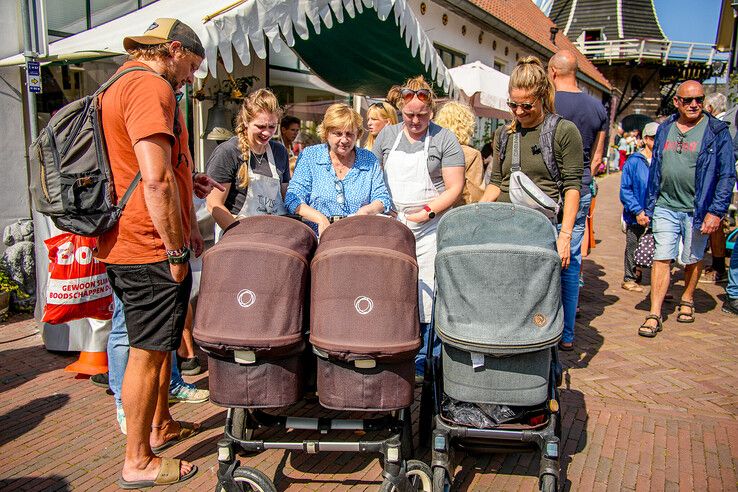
[166,246,190,264]
[423,205,436,219]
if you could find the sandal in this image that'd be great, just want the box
[676,300,695,323]
[118,457,197,489]
[638,315,662,338]
[151,421,200,453]
[558,341,574,351]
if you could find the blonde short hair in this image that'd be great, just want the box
[317,103,364,142]
[435,101,476,145]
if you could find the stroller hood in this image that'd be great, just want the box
[434,203,563,354]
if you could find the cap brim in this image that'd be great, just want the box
[123,35,171,52]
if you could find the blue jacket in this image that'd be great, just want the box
[620,151,650,225]
[645,111,737,228]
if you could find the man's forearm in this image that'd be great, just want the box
[143,173,185,251]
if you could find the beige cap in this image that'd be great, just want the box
[642,122,659,138]
[123,18,204,59]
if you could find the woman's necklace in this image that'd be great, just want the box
[251,150,267,168]
[331,149,354,179]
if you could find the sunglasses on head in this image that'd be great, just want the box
[506,99,538,111]
[400,88,431,103]
[676,95,704,106]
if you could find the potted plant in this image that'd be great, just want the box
[0,269,29,320]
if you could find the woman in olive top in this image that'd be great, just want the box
[481,57,583,351]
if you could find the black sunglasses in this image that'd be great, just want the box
[507,99,538,111]
[676,96,704,106]
[400,88,431,103]
[676,133,684,154]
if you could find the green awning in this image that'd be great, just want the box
[290,8,438,97]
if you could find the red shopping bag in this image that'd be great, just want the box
[43,233,113,324]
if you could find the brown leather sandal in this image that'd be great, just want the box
[638,315,662,338]
[676,300,695,323]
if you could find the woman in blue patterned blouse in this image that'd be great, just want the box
[285,103,391,236]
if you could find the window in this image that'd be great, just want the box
[583,29,604,42]
[45,0,158,39]
[493,60,506,74]
[434,44,466,68]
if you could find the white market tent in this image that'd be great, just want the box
[448,61,511,119]
[1,0,454,95]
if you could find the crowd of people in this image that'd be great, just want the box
[87,16,737,488]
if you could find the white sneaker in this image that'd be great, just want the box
[116,406,127,435]
[169,385,209,404]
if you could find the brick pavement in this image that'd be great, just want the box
[1,173,737,491]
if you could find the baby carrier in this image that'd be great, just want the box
[310,215,420,411]
[420,202,563,492]
[193,216,317,408]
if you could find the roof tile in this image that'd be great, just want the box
[468,0,612,90]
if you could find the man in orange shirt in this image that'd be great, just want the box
[96,19,221,488]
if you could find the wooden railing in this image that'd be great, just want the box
[576,38,729,67]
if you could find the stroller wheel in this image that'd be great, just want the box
[539,473,558,492]
[380,460,432,491]
[432,466,451,492]
[231,408,255,441]
[216,466,276,492]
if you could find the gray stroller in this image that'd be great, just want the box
[419,202,564,492]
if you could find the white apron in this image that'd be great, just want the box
[383,128,440,323]
[215,144,287,242]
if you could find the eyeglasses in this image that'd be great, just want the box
[676,96,704,106]
[370,102,386,109]
[400,88,431,103]
[507,99,538,111]
[334,178,348,212]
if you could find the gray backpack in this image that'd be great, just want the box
[28,66,177,236]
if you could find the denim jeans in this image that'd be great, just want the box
[107,294,186,408]
[415,322,441,375]
[727,242,738,299]
[557,193,591,344]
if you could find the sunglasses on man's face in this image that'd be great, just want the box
[400,88,431,103]
[507,99,538,111]
[676,95,704,106]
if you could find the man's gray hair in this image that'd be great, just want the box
[705,93,727,116]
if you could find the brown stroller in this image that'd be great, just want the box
[194,215,431,491]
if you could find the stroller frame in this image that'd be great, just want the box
[419,302,563,492]
[215,403,432,491]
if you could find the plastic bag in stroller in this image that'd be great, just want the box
[195,215,432,491]
[418,203,564,492]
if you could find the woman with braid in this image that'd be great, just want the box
[206,88,290,240]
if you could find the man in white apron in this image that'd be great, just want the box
[372,81,464,376]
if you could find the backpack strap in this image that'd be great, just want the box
[96,66,181,209]
[539,113,563,197]
[496,115,563,200]
[93,66,152,98]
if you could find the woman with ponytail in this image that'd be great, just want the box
[205,88,290,240]
[480,56,583,350]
